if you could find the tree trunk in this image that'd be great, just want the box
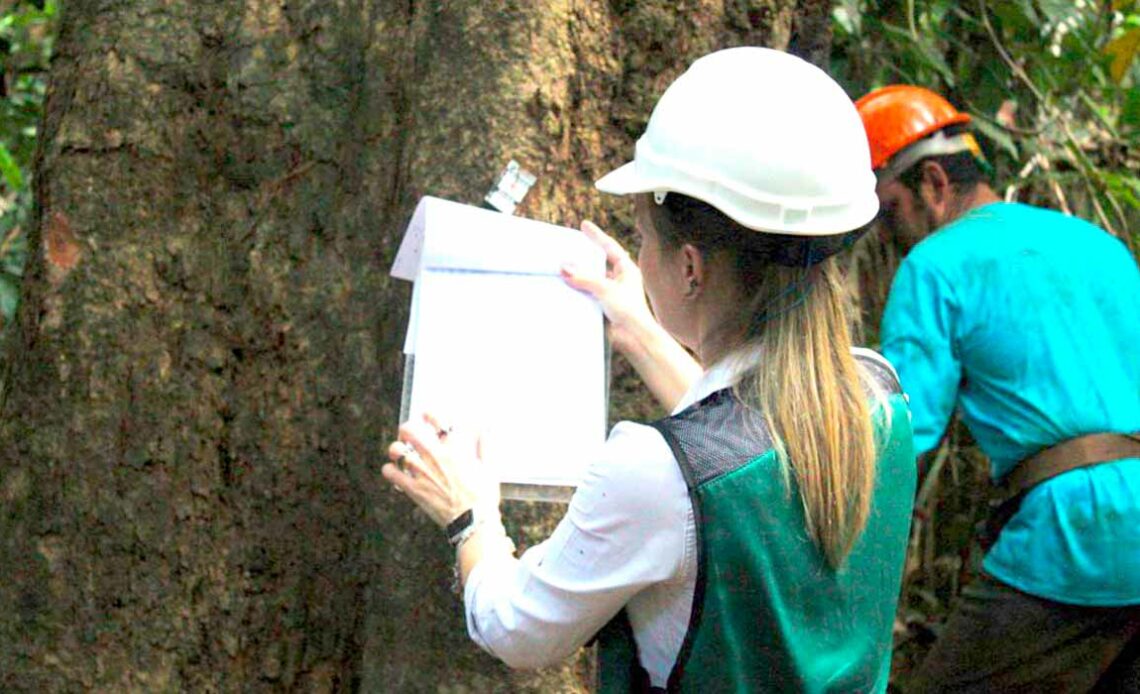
[1,1,818,690]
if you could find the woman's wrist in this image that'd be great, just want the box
[613,316,702,411]
[609,307,661,360]
[454,516,514,592]
[446,504,503,546]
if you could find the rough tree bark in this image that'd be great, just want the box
[1,1,824,690]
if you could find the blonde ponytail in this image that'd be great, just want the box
[642,193,886,567]
[737,259,884,567]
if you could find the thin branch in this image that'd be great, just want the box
[963,98,1057,137]
[0,224,21,260]
[1042,159,1072,215]
[1076,89,1119,139]
[915,441,952,511]
[977,0,1047,103]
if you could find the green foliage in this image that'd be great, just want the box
[0,0,55,335]
[832,0,1140,249]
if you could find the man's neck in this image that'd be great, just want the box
[944,184,1001,226]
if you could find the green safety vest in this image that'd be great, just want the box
[597,359,915,693]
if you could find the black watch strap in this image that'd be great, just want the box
[446,509,475,546]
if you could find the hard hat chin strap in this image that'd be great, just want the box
[877,131,985,185]
[748,266,813,335]
[769,230,865,268]
[654,191,668,205]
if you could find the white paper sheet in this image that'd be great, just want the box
[392,196,607,488]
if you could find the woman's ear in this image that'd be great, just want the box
[681,243,704,298]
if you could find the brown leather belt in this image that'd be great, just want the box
[977,431,1140,552]
[1001,432,1140,501]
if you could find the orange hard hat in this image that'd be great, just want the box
[855,85,972,171]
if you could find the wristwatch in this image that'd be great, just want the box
[446,508,477,547]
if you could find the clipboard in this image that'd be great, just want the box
[392,196,610,501]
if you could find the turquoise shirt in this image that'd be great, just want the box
[881,201,1140,606]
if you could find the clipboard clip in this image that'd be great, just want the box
[483,160,537,215]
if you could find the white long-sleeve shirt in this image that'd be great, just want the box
[463,348,899,684]
[462,362,738,685]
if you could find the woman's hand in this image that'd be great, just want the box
[382,413,501,528]
[562,220,701,411]
[561,220,656,356]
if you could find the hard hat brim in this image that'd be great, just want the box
[594,161,645,196]
[595,159,879,237]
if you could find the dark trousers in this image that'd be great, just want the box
[905,573,1140,693]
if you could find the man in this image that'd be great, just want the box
[857,84,1140,691]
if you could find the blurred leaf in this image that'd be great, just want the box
[1123,86,1140,131]
[1103,173,1140,209]
[1105,26,1140,83]
[0,272,19,324]
[832,1,861,35]
[1036,0,1074,26]
[913,589,941,610]
[970,116,1019,159]
[0,143,24,191]
[989,0,1036,35]
[1,228,26,276]
[832,9,853,36]
[879,21,957,85]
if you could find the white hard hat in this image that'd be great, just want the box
[596,47,879,236]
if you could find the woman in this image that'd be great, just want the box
[383,47,916,692]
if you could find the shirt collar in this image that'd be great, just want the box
[670,345,762,415]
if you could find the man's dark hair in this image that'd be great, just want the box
[897,124,989,197]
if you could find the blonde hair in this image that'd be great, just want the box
[644,194,885,568]
[737,260,884,568]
